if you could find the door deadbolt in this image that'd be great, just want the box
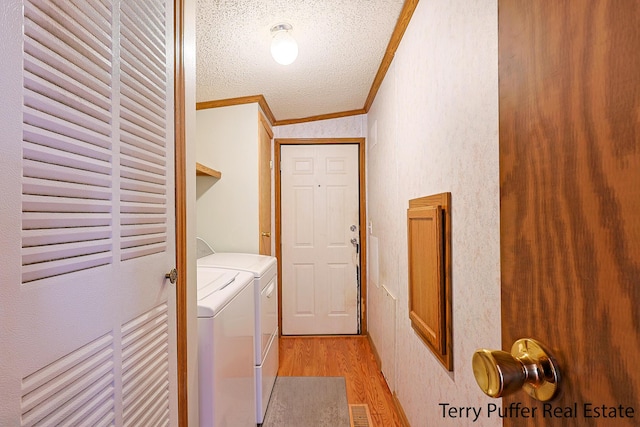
[472,338,560,401]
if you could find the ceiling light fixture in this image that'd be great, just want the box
[270,23,298,65]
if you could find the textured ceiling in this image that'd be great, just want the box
[196,0,405,121]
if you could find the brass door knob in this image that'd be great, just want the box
[165,268,178,284]
[261,232,271,237]
[472,338,560,401]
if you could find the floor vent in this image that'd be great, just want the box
[349,404,372,427]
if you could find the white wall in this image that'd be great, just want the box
[274,114,367,139]
[196,103,260,253]
[366,0,501,425]
[268,3,501,425]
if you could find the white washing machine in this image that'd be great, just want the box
[197,267,256,427]
[197,251,279,424]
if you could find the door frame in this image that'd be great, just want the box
[274,138,367,335]
[173,0,188,424]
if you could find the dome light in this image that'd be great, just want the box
[270,23,298,65]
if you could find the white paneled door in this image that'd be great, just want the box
[0,1,177,425]
[281,144,360,335]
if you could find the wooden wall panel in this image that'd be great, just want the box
[407,193,452,371]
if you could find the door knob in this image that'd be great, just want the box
[261,232,271,237]
[472,338,560,401]
[165,268,178,284]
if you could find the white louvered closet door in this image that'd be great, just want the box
[0,1,177,425]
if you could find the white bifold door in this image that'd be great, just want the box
[0,1,178,425]
[281,144,360,335]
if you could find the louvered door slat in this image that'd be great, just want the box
[22,240,112,266]
[57,387,115,427]
[120,118,166,148]
[23,110,112,151]
[121,191,166,205]
[22,212,111,229]
[120,158,165,177]
[24,373,115,427]
[124,377,169,427]
[24,56,111,111]
[22,198,112,216]
[23,131,111,164]
[22,0,113,284]
[120,105,167,138]
[121,244,167,261]
[22,164,111,189]
[121,234,166,248]
[121,16,165,73]
[20,334,115,426]
[120,129,166,157]
[121,2,165,54]
[22,226,111,246]
[22,140,111,174]
[120,167,166,185]
[118,142,165,168]
[64,0,112,23]
[119,0,168,261]
[135,0,165,32]
[119,68,166,110]
[121,224,166,237]
[120,36,165,83]
[23,49,111,100]
[122,303,170,425]
[120,214,166,226]
[119,203,166,215]
[25,1,111,67]
[24,92,112,137]
[23,178,112,201]
[23,21,110,81]
[8,0,175,424]
[120,83,166,124]
[120,179,166,195]
[24,74,111,124]
[22,360,113,415]
[21,253,112,284]
[21,335,113,396]
[49,0,112,50]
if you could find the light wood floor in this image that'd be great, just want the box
[277,336,403,427]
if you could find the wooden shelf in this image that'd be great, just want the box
[196,162,221,179]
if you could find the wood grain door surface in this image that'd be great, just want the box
[499,1,640,426]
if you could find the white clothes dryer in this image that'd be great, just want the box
[197,268,256,427]
[197,252,279,424]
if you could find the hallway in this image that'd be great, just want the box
[278,336,404,426]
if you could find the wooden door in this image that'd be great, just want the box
[258,113,273,255]
[280,144,360,335]
[499,1,640,426]
[0,1,179,425]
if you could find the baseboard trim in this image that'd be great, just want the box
[393,392,411,427]
[367,335,410,426]
[366,334,382,369]
[279,334,367,339]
